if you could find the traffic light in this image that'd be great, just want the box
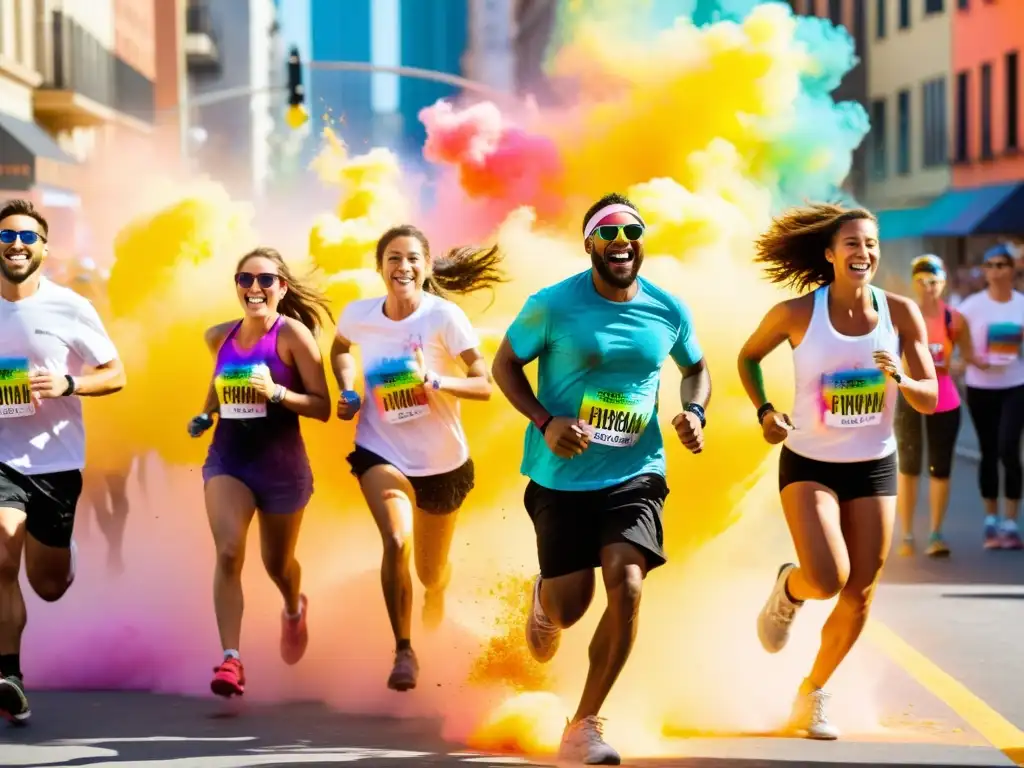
[285,45,308,129]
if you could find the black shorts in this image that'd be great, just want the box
[346,445,475,514]
[778,445,897,503]
[894,395,961,479]
[0,463,83,548]
[524,472,668,579]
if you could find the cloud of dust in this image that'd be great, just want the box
[21,1,892,759]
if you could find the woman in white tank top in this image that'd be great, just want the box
[736,204,938,740]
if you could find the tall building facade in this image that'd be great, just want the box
[184,0,277,201]
[309,0,373,150]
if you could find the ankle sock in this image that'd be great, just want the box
[396,639,411,652]
[223,649,240,661]
[0,654,21,679]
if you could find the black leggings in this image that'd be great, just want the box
[965,384,1024,500]
[894,396,961,479]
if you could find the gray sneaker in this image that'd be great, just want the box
[386,648,419,692]
[526,575,560,663]
[790,686,840,740]
[757,563,802,653]
[0,675,30,723]
[558,716,620,765]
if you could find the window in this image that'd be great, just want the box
[871,98,888,179]
[955,70,969,162]
[925,0,944,12]
[829,0,842,24]
[922,77,948,167]
[957,0,968,8]
[981,62,993,158]
[1008,51,1020,150]
[853,0,865,46]
[898,89,911,174]
[876,0,886,38]
[899,0,910,27]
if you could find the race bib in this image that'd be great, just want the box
[986,322,1023,366]
[372,368,430,424]
[820,368,887,428]
[0,357,34,418]
[215,363,267,419]
[928,342,946,368]
[578,387,655,448]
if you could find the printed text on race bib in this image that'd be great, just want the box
[216,364,267,419]
[986,322,1023,366]
[578,387,654,448]
[820,368,886,428]
[0,357,34,419]
[371,368,430,424]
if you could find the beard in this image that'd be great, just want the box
[0,252,42,284]
[591,243,643,290]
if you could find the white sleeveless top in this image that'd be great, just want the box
[785,284,900,463]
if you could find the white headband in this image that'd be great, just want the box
[583,204,646,239]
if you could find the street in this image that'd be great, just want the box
[1,453,1023,768]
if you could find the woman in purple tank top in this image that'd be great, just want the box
[187,247,333,699]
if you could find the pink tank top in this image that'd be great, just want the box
[923,302,961,413]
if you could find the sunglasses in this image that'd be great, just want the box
[984,261,1013,269]
[235,272,280,289]
[0,229,44,246]
[593,224,644,241]
[914,278,941,287]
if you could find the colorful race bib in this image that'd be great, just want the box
[0,357,34,419]
[820,368,887,428]
[928,342,946,368]
[578,387,655,448]
[215,363,267,419]
[371,368,430,424]
[986,322,1023,365]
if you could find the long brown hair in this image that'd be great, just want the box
[374,225,506,299]
[754,203,877,293]
[236,247,334,335]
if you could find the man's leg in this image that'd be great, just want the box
[23,470,82,603]
[0,475,30,722]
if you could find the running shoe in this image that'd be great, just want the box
[387,648,419,691]
[984,516,1001,549]
[210,657,245,697]
[897,535,914,557]
[526,574,560,663]
[1000,521,1023,550]
[280,593,309,666]
[789,685,840,740]
[925,532,950,557]
[757,563,802,654]
[0,675,30,723]
[559,716,621,765]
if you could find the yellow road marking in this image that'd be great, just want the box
[867,619,1024,765]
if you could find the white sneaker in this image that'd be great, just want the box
[559,716,621,765]
[790,685,840,740]
[757,563,801,653]
[525,575,560,663]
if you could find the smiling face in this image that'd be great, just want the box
[235,254,286,317]
[380,235,428,298]
[825,217,880,288]
[983,254,1016,289]
[0,213,47,285]
[586,210,645,290]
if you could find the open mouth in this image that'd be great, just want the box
[848,263,870,275]
[246,296,266,306]
[3,251,29,264]
[606,250,634,267]
[393,275,414,286]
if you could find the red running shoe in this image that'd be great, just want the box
[210,657,245,698]
[280,594,309,666]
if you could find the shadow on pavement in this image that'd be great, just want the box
[940,591,1024,600]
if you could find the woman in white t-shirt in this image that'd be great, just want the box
[330,225,504,692]
[957,243,1024,550]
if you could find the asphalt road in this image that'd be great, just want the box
[1,453,1023,768]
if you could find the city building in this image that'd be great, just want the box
[863,0,956,272]
[309,0,373,150]
[184,0,277,201]
[153,0,188,157]
[790,0,868,202]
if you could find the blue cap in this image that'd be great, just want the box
[983,243,1015,262]
[911,254,946,281]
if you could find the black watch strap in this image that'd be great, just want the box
[61,375,76,397]
[683,402,706,428]
[757,402,775,424]
[538,416,553,434]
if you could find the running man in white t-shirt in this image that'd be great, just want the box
[0,199,125,723]
[331,225,503,692]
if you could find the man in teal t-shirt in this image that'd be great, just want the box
[492,192,711,765]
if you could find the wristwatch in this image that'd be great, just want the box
[683,402,706,428]
[61,375,76,397]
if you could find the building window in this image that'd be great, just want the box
[876,0,886,38]
[899,0,911,28]
[925,0,944,12]
[829,0,842,24]
[853,0,865,46]
[957,0,968,8]
[898,89,911,174]
[981,62,993,159]
[922,77,948,167]
[871,98,888,180]
[955,70,969,162]
[1008,51,1020,151]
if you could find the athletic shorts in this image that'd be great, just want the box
[778,445,897,503]
[346,445,475,515]
[203,448,313,515]
[524,472,668,579]
[0,462,83,548]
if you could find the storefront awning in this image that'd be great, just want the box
[923,182,1024,237]
[0,111,76,192]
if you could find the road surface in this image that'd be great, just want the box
[2,454,1022,768]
